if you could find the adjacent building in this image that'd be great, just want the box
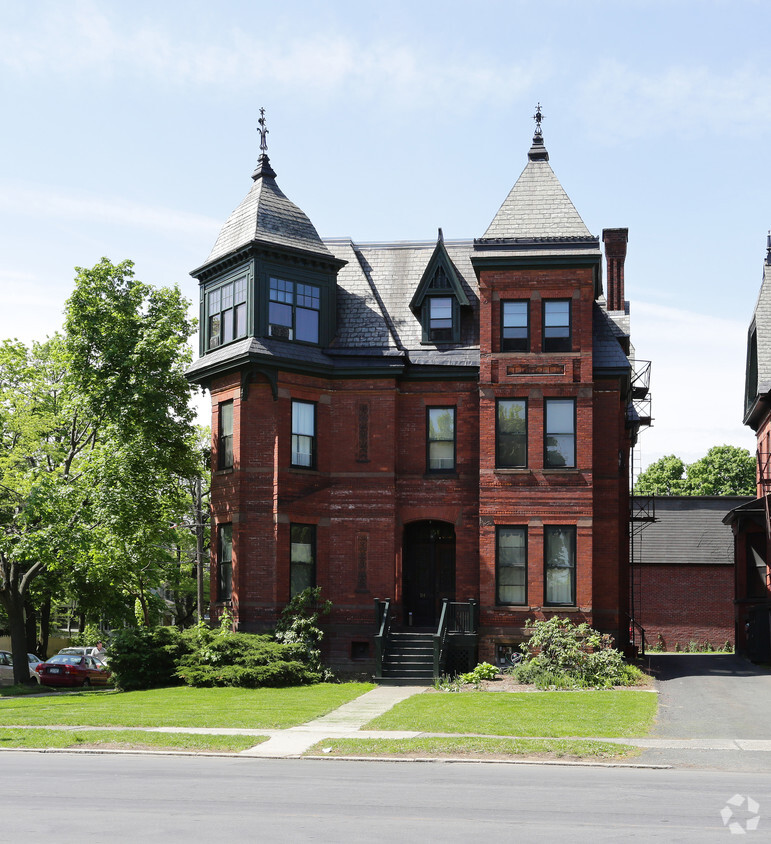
[724,236,771,660]
[186,113,645,676]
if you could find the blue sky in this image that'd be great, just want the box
[1,0,767,470]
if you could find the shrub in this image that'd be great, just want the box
[176,631,320,687]
[274,587,332,680]
[459,662,499,686]
[513,617,643,689]
[108,626,190,691]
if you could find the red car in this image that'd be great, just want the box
[37,654,111,688]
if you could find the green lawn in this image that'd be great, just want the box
[304,736,640,760]
[0,727,265,753]
[0,683,375,729]
[366,690,657,738]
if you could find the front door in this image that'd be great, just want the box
[402,521,455,627]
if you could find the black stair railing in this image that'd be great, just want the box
[373,598,391,677]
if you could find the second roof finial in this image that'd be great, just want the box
[533,102,544,137]
[258,107,269,154]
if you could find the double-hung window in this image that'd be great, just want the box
[427,407,456,472]
[217,524,233,601]
[428,297,454,342]
[543,300,571,352]
[496,399,527,468]
[218,401,233,470]
[496,526,527,605]
[501,301,529,352]
[269,278,320,343]
[544,398,576,468]
[545,526,576,605]
[290,524,316,597]
[291,400,316,468]
[207,276,247,350]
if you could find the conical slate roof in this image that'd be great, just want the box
[481,133,594,241]
[204,155,333,264]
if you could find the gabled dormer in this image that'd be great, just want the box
[410,229,470,343]
[190,112,346,359]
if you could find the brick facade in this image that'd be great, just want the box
[188,122,639,674]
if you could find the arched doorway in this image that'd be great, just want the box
[402,521,456,627]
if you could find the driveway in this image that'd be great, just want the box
[639,653,771,771]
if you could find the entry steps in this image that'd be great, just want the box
[377,631,435,685]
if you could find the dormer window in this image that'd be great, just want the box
[207,276,247,350]
[269,277,320,343]
[410,231,470,346]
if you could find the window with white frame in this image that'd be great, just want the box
[496,526,527,605]
[545,525,575,605]
[290,524,316,597]
[544,398,575,468]
[217,524,233,601]
[427,407,456,472]
[291,400,316,468]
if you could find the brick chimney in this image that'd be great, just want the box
[602,228,628,312]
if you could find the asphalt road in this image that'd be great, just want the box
[2,753,770,842]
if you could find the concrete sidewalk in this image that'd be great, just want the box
[240,684,426,757]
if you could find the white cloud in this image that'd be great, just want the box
[0,184,220,237]
[578,60,771,141]
[0,3,536,107]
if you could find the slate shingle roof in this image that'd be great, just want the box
[633,496,752,566]
[481,158,595,242]
[750,258,771,397]
[204,156,333,264]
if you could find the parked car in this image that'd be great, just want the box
[0,651,13,683]
[37,654,111,688]
[57,646,108,664]
[27,653,43,682]
[0,651,44,683]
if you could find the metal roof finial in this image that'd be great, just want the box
[258,107,269,154]
[533,103,544,137]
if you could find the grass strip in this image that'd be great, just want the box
[366,690,656,738]
[0,683,375,729]
[0,727,265,753]
[304,736,640,760]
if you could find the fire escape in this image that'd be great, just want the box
[628,359,654,655]
[758,448,771,539]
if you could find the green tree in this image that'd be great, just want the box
[634,446,756,497]
[633,454,687,495]
[684,445,756,496]
[0,259,196,683]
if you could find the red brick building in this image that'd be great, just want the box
[724,236,771,660]
[633,496,749,650]
[187,114,643,677]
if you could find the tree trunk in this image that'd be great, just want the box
[0,591,31,684]
[39,594,51,659]
[24,595,37,654]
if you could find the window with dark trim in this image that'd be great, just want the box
[545,526,576,605]
[543,300,571,352]
[290,524,316,597]
[544,398,575,468]
[428,296,454,342]
[496,399,527,468]
[427,407,456,473]
[496,526,527,605]
[218,401,234,470]
[501,300,529,352]
[291,400,316,468]
[269,277,320,343]
[217,523,233,601]
[207,276,247,350]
